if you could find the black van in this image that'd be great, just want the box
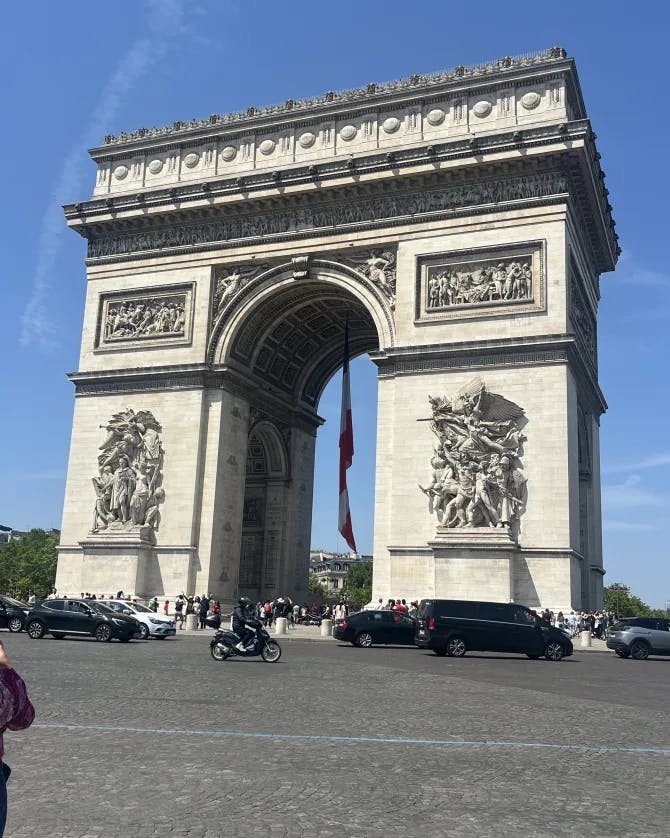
[415,599,573,661]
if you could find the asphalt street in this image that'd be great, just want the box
[2,631,669,838]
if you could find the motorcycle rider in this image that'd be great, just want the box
[232,596,255,652]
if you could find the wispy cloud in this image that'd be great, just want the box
[21,0,188,350]
[604,451,670,475]
[614,250,670,287]
[603,520,658,533]
[601,474,666,510]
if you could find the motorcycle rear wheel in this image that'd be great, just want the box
[261,641,281,662]
[211,642,231,661]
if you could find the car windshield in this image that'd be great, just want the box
[1,596,28,609]
[131,603,152,613]
[89,602,114,614]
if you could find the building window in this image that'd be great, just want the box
[332,579,339,588]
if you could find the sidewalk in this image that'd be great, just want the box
[176,623,334,641]
[572,635,610,653]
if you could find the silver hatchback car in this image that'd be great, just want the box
[606,617,670,660]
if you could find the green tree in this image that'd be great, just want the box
[308,574,329,602]
[604,582,664,618]
[0,529,58,599]
[344,562,372,610]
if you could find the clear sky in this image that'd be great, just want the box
[1,1,668,605]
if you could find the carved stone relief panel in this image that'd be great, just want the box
[569,262,597,366]
[96,284,194,350]
[415,241,545,323]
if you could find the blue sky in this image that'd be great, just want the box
[1,1,668,605]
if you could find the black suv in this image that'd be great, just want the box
[0,595,31,633]
[415,599,573,660]
[26,598,140,642]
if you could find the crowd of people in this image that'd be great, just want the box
[537,609,615,639]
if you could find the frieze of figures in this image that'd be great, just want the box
[88,171,568,259]
[91,409,165,532]
[98,286,193,347]
[426,257,532,310]
[419,377,527,531]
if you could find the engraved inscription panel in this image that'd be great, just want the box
[416,242,545,323]
[96,284,194,349]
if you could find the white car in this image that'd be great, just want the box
[100,600,176,640]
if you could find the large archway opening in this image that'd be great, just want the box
[218,268,388,601]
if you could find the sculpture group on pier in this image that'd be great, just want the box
[91,409,165,532]
[419,377,527,529]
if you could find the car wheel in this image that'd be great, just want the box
[433,647,447,656]
[138,624,150,640]
[446,636,467,657]
[615,647,630,658]
[52,633,66,640]
[8,617,23,633]
[261,641,282,662]
[630,640,650,660]
[26,620,45,639]
[355,632,373,648]
[544,641,565,661]
[94,624,113,642]
[526,653,541,659]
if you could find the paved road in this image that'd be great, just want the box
[2,632,669,837]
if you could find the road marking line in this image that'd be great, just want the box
[32,724,670,755]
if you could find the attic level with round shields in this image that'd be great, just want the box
[56,47,617,612]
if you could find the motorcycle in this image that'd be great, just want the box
[207,616,281,662]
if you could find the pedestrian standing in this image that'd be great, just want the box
[174,596,184,629]
[199,595,210,630]
[0,638,35,837]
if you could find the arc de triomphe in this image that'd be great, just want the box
[56,47,618,610]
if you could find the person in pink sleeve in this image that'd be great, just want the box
[0,638,35,838]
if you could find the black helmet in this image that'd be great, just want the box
[238,596,252,608]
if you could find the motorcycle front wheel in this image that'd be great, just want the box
[261,641,282,662]
[210,642,231,661]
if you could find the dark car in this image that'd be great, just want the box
[0,595,31,633]
[606,617,670,660]
[333,609,416,647]
[415,599,573,661]
[25,598,140,642]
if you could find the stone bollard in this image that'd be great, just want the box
[185,613,198,631]
[274,616,287,635]
[580,630,592,648]
[320,619,332,637]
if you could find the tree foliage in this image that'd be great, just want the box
[344,562,373,609]
[308,574,330,603]
[604,583,664,618]
[0,529,58,599]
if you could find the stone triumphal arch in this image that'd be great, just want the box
[56,47,618,610]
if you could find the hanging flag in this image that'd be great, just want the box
[338,318,357,552]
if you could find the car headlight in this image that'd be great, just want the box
[148,617,163,624]
[111,618,128,626]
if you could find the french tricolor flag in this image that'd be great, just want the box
[338,318,357,552]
